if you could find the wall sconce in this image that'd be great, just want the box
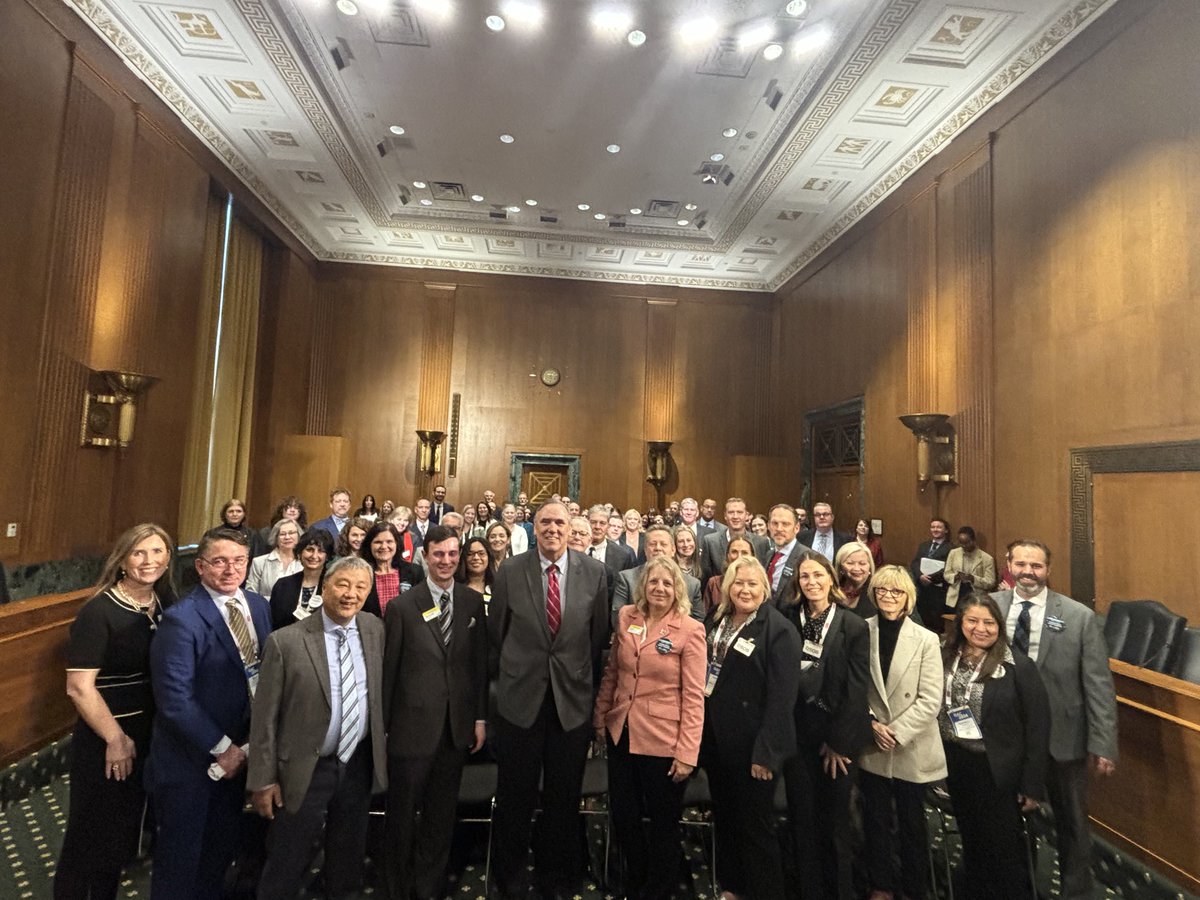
[646,440,673,488]
[416,429,446,476]
[898,414,957,484]
[80,370,159,448]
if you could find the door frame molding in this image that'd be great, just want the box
[509,452,581,503]
[801,396,866,517]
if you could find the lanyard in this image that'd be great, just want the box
[799,602,837,645]
[944,652,983,710]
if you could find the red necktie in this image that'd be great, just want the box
[768,550,784,583]
[546,563,561,637]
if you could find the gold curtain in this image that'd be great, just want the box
[177,200,263,544]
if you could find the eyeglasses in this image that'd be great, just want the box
[202,556,249,570]
[874,587,906,598]
[466,550,489,558]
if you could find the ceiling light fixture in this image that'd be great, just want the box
[762,42,784,60]
[420,199,433,206]
[710,152,725,162]
[500,0,543,26]
[388,125,406,135]
[577,203,590,211]
[471,194,485,202]
[738,21,775,48]
[412,180,426,188]
[525,198,537,206]
[629,207,642,215]
[594,213,606,220]
[499,133,515,143]
[627,29,646,47]
[676,219,689,226]
[677,16,719,44]
[783,0,809,17]
[606,143,621,154]
[722,127,738,138]
[507,205,521,213]
[590,8,632,31]
[684,203,697,211]
[335,0,358,15]
[793,23,832,54]
[485,14,506,31]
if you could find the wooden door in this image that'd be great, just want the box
[811,467,860,526]
[523,464,569,504]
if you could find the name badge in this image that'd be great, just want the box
[656,637,673,654]
[422,606,440,623]
[948,705,983,740]
[803,639,824,659]
[704,661,722,697]
[245,662,261,699]
[628,623,645,635]
[293,606,312,622]
[733,637,756,657]
[1045,615,1066,632]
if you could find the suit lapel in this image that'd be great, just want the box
[301,613,332,707]
[885,619,919,696]
[1039,592,1063,658]
[194,590,245,670]
[867,618,889,714]
[413,584,447,656]
[523,552,552,641]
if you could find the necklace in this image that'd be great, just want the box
[111,581,160,630]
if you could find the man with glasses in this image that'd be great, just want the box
[798,502,850,563]
[147,528,272,900]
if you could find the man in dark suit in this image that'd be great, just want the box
[428,484,455,525]
[612,524,704,624]
[488,501,609,899]
[765,504,813,609]
[409,497,432,550]
[586,504,635,572]
[992,540,1117,900]
[797,501,851,564]
[247,556,387,900]
[383,526,488,900]
[147,528,272,900]
[311,487,352,541]
[698,497,771,584]
[696,497,719,536]
[909,518,952,629]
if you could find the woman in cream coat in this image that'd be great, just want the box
[859,565,946,900]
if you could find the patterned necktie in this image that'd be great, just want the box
[588,547,596,558]
[1013,600,1033,654]
[438,589,453,647]
[336,629,360,763]
[546,563,561,637]
[818,533,830,559]
[225,599,256,663]
[767,550,784,584]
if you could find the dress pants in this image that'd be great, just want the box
[257,740,374,900]
[944,742,1031,900]
[704,755,784,900]
[150,772,246,900]
[859,770,930,899]
[1046,757,1094,900]
[782,745,856,900]
[606,729,686,900]
[492,689,591,897]
[385,718,469,900]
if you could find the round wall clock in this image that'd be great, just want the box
[540,368,561,387]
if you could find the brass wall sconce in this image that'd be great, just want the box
[81,370,159,448]
[898,414,957,484]
[646,440,673,488]
[416,429,446,476]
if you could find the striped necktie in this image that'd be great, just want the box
[546,564,561,637]
[438,589,453,647]
[336,629,360,763]
[225,599,257,663]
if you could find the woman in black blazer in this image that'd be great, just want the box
[268,528,333,630]
[782,551,872,900]
[940,591,1051,899]
[700,555,803,900]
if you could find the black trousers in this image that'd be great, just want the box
[782,745,856,900]
[385,718,469,900]
[257,740,374,900]
[704,755,784,900]
[944,742,1031,900]
[606,729,686,900]
[492,689,591,896]
[1046,757,1093,900]
[859,769,931,899]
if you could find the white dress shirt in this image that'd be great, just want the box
[587,541,607,565]
[1005,586,1048,661]
[539,549,569,608]
[201,584,258,755]
[768,539,797,594]
[318,609,368,757]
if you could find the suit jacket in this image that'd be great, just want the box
[910,540,952,601]
[246,551,302,599]
[797,529,851,562]
[701,603,802,773]
[944,547,997,608]
[765,540,814,610]
[148,585,272,787]
[428,501,455,525]
[488,549,610,731]
[698,529,772,584]
[786,602,872,757]
[268,570,324,631]
[382,581,488,757]
[593,606,707,765]
[311,515,344,542]
[968,649,1052,799]
[859,616,947,783]
[363,562,414,618]
[246,611,387,811]
[408,520,431,550]
[992,589,1118,762]
[612,563,703,627]
[595,539,635,572]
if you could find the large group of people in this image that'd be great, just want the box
[57,485,1118,900]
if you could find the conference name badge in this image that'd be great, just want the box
[422,606,440,623]
[1045,615,1066,632]
[628,623,644,635]
[704,661,722,697]
[803,639,824,659]
[733,637,756,657]
[948,706,983,740]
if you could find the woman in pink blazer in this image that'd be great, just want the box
[594,556,707,900]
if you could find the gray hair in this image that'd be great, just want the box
[326,555,372,579]
[268,517,302,548]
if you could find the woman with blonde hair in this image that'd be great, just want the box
[835,540,878,618]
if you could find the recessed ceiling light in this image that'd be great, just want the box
[794,24,832,54]
[412,180,426,188]
[499,133,515,143]
[335,0,358,15]
[594,213,606,220]
[677,16,719,44]
[606,143,621,154]
[500,0,543,26]
[762,42,784,60]
[722,127,738,138]
[471,194,485,202]
[784,0,809,17]
[485,14,506,31]
[591,8,632,31]
[507,205,521,213]
[525,198,537,206]
[577,203,590,211]
[738,22,775,48]
[629,207,642,215]
[388,124,406,136]
[420,199,433,206]
[676,219,689,226]
[710,152,725,162]
[627,29,646,47]
[684,203,697,211]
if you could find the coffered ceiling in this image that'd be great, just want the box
[68,0,1115,290]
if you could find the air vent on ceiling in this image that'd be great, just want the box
[539,214,558,224]
[397,186,411,205]
[330,38,354,71]
[763,78,783,111]
[489,210,508,220]
[607,218,626,228]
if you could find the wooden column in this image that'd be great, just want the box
[415,283,457,496]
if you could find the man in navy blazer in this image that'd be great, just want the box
[311,487,352,540]
[147,528,272,900]
[428,483,455,524]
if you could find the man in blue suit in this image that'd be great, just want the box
[312,487,352,540]
[147,527,272,900]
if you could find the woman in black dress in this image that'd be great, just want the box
[57,523,177,900]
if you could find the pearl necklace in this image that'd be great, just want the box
[111,581,160,630]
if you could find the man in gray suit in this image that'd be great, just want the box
[585,504,635,571]
[764,504,812,609]
[612,524,704,625]
[992,539,1117,900]
[698,496,771,584]
[247,556,387,900]
[488,501,610,900]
